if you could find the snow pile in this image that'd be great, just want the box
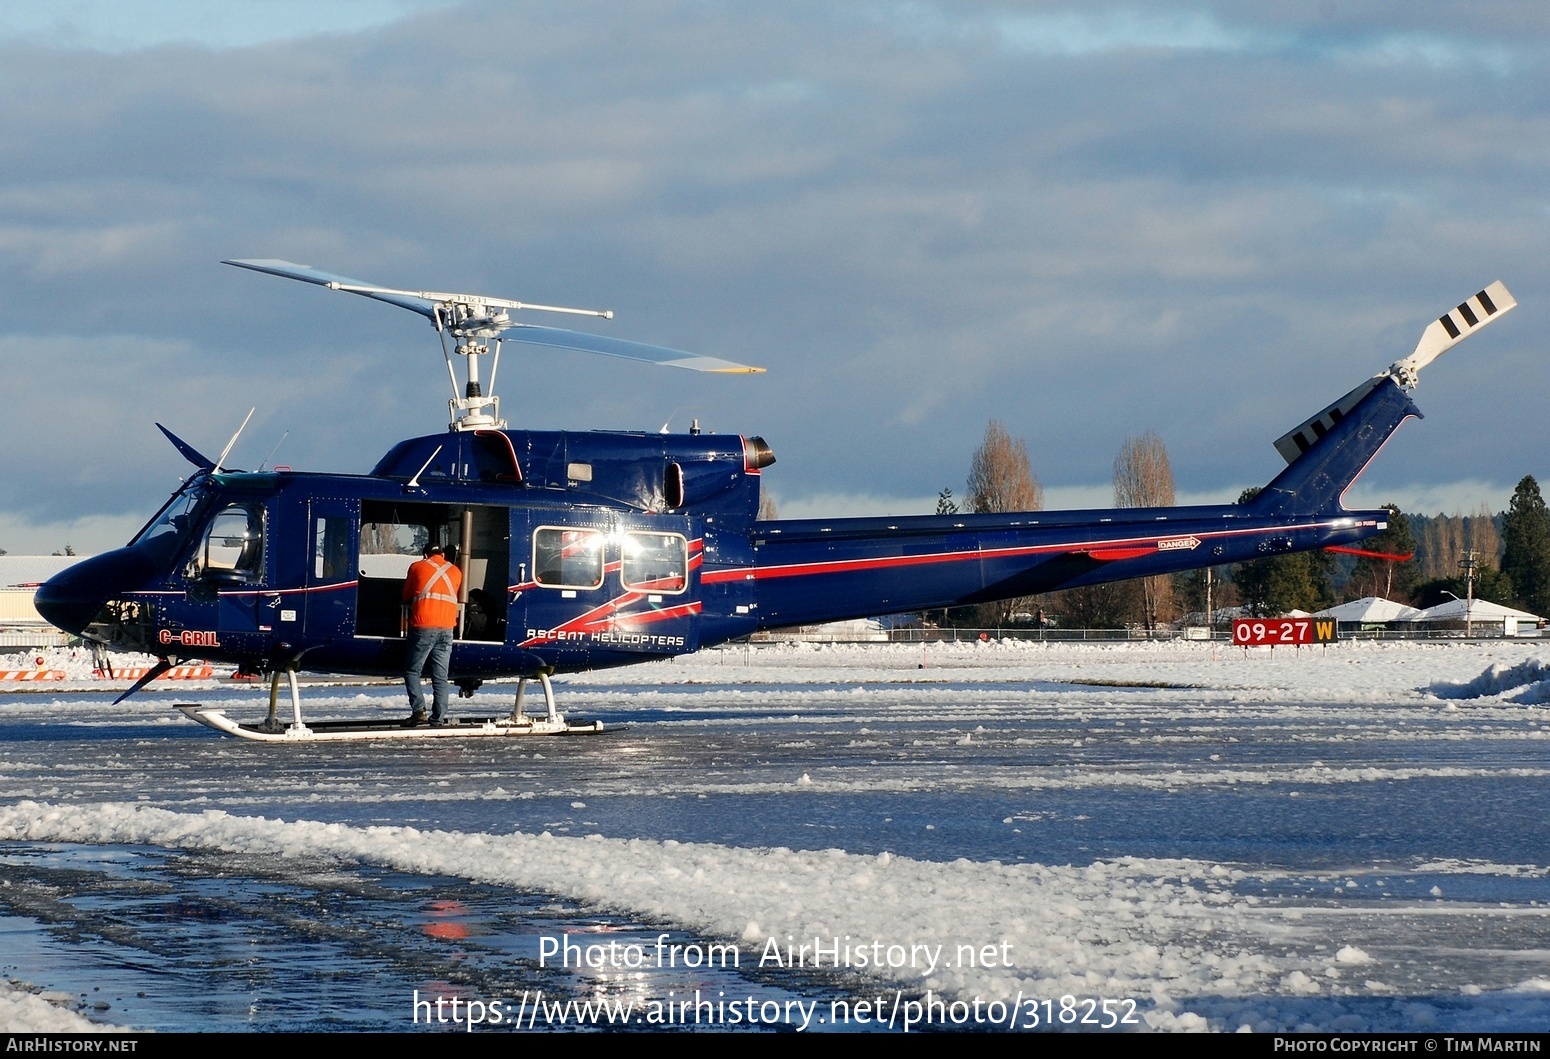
[0,979,132,1033]
[0,801,1282,1023]
[1430,659,1550,703]
[0,647,161,680]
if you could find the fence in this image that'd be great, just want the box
[0,629,74,649]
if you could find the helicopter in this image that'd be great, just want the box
[34,262,1517,741]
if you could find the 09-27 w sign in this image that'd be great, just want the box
[1231,617,1338,646]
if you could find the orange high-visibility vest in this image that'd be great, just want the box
[403,556,461,629]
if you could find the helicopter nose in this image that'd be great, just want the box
[34,547,156,635]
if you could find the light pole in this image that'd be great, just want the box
[1443,587,1475,639]
[1458,551,1479,637]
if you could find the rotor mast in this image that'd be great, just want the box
[324,279,615,431]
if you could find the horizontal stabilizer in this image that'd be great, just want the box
[1085,546,1154,561]
[1324,545,1414,562]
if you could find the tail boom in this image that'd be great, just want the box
[730,282,1510,630]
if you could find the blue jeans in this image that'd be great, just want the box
[405,625,454,721]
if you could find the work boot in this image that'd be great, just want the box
[403,710,428,728]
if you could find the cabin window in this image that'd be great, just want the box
[621,532,688,594]
[195,503,264,582]
[359,521,429,580]
[533,527,604,589]
[314,517,354,579]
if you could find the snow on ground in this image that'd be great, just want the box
[0,647,163,681]
[0,979,130,1032]
[1433,658,1550,704]
[2,638,1550,1032]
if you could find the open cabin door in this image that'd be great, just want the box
[514,513,701,659]
[354,500,509,643]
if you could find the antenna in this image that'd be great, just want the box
[212,408,255,475]
[257,431,289,472]
[222,259,764,433]
[407,444,443,488]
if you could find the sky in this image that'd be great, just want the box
[0,1,1547,553]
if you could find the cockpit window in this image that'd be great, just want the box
[131,488,207,566]
[193,503,265,582]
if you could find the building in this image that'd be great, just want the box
[0,556,86,647]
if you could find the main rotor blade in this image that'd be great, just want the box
[156,423,216,471]
[223,259,438,321]
[113,658,172,705]
[226,258,765,372]
[504,324,765,373]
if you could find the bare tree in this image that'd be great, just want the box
[1113,431,1175,630]
[1468,505,1501,565]
[966,420,1042,514]
[1421,514,1466,582]
[965,420,1042,624]
[1113,432,1175,510]
[758,485,778,521]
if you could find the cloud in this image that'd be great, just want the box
[0,1,461,51]
[0,0,1542,543]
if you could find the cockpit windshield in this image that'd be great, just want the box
[130,484,209,567]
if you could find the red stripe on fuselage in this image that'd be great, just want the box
[703,519,1342,584]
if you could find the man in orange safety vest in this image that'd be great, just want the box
[402,542,462,726]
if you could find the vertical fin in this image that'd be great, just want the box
[1250,376,1420,517]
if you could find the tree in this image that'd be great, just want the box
[1347,505,1418,602]
[1502,475,1550,615]
[1058,578,1137,630]
[965,421,1042,514]
[1232,487,1333,615]
[1113,431,1175,629]
[1235,550,1331,616]
[1414,566,1515,610]
[964,420,1042,625]
[1468,505,1501,566]
[1112,432,1174,510]
[936,488,959,515]
[758,486,778,521]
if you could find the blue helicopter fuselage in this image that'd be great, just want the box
[35,373,1416,682]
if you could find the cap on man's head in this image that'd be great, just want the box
[423,543,444,556]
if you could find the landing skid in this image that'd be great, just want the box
[176,669,603,742]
